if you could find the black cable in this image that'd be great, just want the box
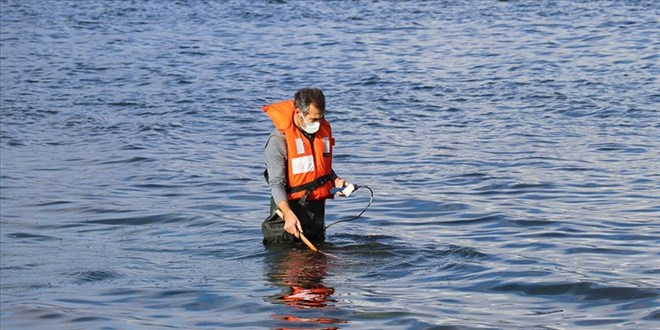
[324,185,373,230]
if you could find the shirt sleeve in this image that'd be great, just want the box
[264,129,288,206]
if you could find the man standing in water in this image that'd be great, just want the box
[262,88,349,245]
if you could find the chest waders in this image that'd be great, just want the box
[262,170,330,245]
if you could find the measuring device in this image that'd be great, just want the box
[329,183,356,197]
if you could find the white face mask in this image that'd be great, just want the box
[300,113,320,134]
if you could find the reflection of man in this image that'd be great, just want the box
[264,248,347,327]
[262,88,350,245]
[264,248,334,308]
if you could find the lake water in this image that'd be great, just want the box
[1,1,658,329]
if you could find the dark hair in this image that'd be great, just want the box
[294,88,325,114]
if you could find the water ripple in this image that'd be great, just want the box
[1,1,658,329]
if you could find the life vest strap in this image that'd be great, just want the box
[289,174,334,206]
[265,170,334,205]
[287,174,333,194]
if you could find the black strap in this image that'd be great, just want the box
[291,174,334,206]
[265,170,334,202]
[287,174,333,194]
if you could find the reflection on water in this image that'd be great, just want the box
[264,247,348,329]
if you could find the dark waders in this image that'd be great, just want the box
[262,198,326,245]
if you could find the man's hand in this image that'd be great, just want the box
[334,177,347,196]
[334,177,346,189]
[334,177,356,197]
[282,209,302,238]
[277,200,302,238]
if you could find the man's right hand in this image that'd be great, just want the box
[282,209,302,238]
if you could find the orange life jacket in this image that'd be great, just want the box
[263,99,335,202]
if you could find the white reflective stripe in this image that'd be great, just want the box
[323,137,330,153]
[292,155,315,174]
[295,138,305,155]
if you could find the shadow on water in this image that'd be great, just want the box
[263,246,348,330]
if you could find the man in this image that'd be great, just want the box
[262,88,349,245]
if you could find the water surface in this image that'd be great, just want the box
[1,1,659,329]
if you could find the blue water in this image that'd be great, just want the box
[1,1,659,329]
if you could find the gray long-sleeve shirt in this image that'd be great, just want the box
[264,129,288,206]
[265,128,336,206]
